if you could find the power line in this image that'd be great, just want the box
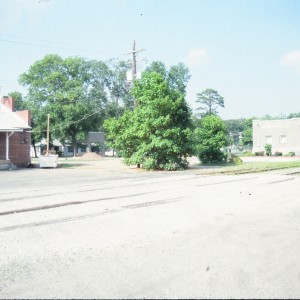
[1,33,61,44]
[0,36,130,66]
[0,33,144,66]
[0,38,91,52]
[30,109,103,134]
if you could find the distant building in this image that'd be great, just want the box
[0,97,31,169]
[252,119,300,155]
[31,132,105,157]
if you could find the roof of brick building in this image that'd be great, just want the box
[0,103,31,132]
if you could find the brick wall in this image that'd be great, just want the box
[0,97,15,111]
[12,131,31,166]
[16,110,31,125]
[0,133,6,159]
[0,131,31,167]
[0,97,31,167]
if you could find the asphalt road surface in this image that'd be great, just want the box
[0,162,300,298]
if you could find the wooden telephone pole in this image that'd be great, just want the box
[46,114,50,156]
[124,41,146,107]
[125,40,146,81]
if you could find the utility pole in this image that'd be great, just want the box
[124,41,146,107]
[125,40,146,82]
[132,40,137,79]
[46,114,50,156]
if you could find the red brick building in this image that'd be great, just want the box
[0,97,31,168]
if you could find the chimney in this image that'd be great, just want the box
[1,97,15,112]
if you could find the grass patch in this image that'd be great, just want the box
[201,161,300,175]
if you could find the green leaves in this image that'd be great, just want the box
[196,88,224,117]
[194,114,228,164]
[241,118,254,147]
[145,61,190,95]
[18,55,133,149]
[104,71,193,170]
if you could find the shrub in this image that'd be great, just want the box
[227,154,243,165]
[286,151,295,157]
[198,148,227,164]
[264,144,272,156]
[255,151,264,156]
[194,115,228,164]
[243,151,254,156]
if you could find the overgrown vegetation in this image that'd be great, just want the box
[7,54,300,170]
[15,55,133,156]
[194,115,229,164]
[264,144,272,156]
[104,71,194,170]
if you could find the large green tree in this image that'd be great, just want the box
[19,54,130,154]
[196,88,224,117]
[104,71,194,170]
[194,114,228,164]
[145,61,191,94]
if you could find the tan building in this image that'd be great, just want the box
[252,119,300,155]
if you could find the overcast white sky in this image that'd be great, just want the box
[0,0,300,119]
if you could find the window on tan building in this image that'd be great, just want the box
[265,136,272,144]
[280,135,287,144]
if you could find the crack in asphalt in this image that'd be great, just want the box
[121,197,182,209]
[0,197,182,232]
[148,176,201,185]
[0,176,141,196]
[0,175,199,203]
[268,177,295,184]
[0,208,123,232]
[0,184,162,203]
[0,191,162,216]
[287,172,300,176]
[0,192,62,203]
[0,174,179,197]
[196,176,258,186]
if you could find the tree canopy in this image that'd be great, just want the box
[196,88,224,117]
[241,118,253,147]
[104,71,194,170]
[194,114,228,164]
[145,61,191,94]
[18,54,131,152]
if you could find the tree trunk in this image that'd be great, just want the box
[73,143,77,157]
